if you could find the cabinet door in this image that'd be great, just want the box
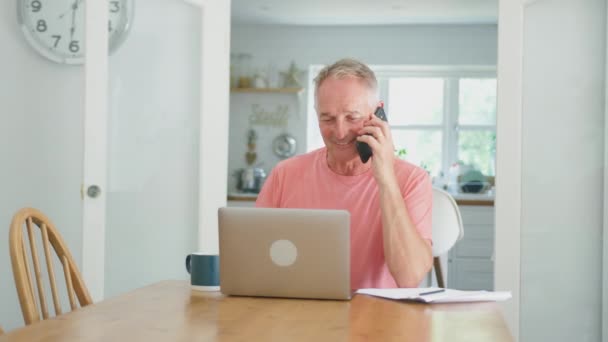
[452,222,494,258]
[448,205,495,290]
[448,258,494,291]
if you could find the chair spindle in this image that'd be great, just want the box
[41,223,62,315]
[62,256,77,310]
[26,218,49,319]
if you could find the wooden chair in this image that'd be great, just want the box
[431,188,464,288]
[0,325,4,334]
[9,208,93,325]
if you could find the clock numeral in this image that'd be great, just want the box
[69,40,80,53]
[36,20,47,32]
[51,35,61,48]
[108,21,112,32]
[110,1,120,13]
[31,0,41,12]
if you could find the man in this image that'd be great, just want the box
[256,58,432,289]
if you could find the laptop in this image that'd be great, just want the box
[218,207,351,300]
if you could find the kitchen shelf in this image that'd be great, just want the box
[230,87,303,94]
[227,194,258,202]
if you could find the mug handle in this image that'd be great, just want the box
[185,254,191,274]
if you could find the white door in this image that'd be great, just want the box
[82,0,230,300]
[497,0,606,340]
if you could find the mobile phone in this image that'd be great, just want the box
[356,106,388,163]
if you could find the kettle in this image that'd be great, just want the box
[235,167,267,193]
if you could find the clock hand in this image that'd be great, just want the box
[58,0,83,19]
[70,5,76,41]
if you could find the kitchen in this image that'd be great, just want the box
[225,3,497,292]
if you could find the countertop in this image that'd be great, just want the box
[450,192,495,206]
[228,191,494,206]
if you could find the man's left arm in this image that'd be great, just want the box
[377,174,433,287]
[357,115,433,287]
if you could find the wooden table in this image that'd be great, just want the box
[1,280,512,341]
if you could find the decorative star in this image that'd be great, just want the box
[280,61,304,88]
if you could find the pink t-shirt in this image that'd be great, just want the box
[255,147,433,289]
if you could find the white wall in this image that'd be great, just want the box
[0,0,84,331]
[519,0,604,341]
[231,24,497,67]
[228,24,497,192]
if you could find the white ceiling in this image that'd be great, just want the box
[231,0,498,26]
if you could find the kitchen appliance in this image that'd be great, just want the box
[235,167,267,193]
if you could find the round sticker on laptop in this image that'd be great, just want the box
[269,239,298,267]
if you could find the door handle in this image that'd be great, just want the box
[86,185,102,198]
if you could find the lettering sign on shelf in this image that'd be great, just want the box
[249,104,290,127]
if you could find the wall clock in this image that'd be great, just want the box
[17,0,134,64]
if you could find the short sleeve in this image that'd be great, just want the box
[402,169,433,242]
[255,166,281,208]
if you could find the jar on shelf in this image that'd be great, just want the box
[252,69,268,88]
[236,53,253,88]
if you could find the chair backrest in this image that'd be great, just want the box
[432,188,464,256]
[9,208,93,325]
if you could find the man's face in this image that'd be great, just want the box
[316,76,375,162]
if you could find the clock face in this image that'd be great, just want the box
[17,0,134,64]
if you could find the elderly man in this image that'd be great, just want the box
[256,58,432,289]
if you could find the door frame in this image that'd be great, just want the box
[82,0,109,302]
[603,1,608,338]
[495,0,524,339]
[82,0,231,301]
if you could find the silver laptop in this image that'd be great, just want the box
[218,207,351,300]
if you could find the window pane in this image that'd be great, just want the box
[388,78,443,125]
[458,130,496,176]
[458,78,497,125]
[392,129,442,176]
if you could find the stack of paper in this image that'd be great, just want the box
[356,287,511,304]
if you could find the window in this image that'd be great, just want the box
[306,66,497,181]
[457,78,497,176]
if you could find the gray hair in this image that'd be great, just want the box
[313,58,379,107]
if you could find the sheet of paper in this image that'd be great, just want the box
[356,287,512,304]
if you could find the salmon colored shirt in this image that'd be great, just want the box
[255,147,433,289]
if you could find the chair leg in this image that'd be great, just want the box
[433,256,445,288]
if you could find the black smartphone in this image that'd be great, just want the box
[356,106,388,163]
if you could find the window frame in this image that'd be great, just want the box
[306,65,497,179]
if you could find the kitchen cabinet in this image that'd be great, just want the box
[447,205,495,290]
[227,200,256,207]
